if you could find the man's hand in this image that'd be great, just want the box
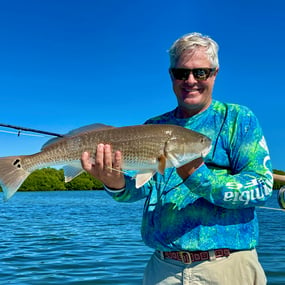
[176,157,204,180]
[81,144,125,190]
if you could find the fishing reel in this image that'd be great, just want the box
[278,186,285,210]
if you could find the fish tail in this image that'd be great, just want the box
[0,156,31,201]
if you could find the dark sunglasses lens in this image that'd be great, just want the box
[192,69,211,80]
[171,69,190,80]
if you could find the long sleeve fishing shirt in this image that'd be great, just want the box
[107,100,273,251]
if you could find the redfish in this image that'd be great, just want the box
[0,124,211,200]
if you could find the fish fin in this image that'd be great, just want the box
[63,161,84,182]
[0,156,31,201]
[42,123,115,150]
[157,154,166,175]
[65,123,114,136]
[41,137,64,150]
[134,171,156,188]
[165,153,181,168]
[167,152,200,168]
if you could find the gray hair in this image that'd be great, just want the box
[168,32,219,68]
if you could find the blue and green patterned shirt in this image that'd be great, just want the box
[107,100,273,251]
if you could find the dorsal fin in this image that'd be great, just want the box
[41,123,114,150]
[41,137,63,150]
[66,123,114,136]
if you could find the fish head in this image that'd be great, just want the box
[164,128,212,168]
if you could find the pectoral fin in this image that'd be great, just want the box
[166,152,199,168]
[165,152,180,168]
[134,171,156,188]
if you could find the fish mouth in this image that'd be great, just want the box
[201,144,212,157]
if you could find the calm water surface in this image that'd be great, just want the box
[0,190,284,285]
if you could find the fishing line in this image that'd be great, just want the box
[258,206,285,212]
[107,167,125,174]
[107,167,180,190]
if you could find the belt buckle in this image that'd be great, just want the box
[179,251,192,264]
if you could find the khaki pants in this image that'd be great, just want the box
[143,249,266,285]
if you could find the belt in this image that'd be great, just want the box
[159,248,232,264]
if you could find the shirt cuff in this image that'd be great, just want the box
[104,185,125,193]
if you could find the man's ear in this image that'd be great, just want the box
[214,68,219,76]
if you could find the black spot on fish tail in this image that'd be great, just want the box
[0,156,31,200]
[13,159,21,168]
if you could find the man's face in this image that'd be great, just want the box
[170,48,219,117]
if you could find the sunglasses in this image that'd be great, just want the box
[170,68,216,81]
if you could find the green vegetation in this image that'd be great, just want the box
[5,167,103,192]
[19,168,66,191]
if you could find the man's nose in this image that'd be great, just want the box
[184,72,197,83]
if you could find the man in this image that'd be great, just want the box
[81,32,273,284]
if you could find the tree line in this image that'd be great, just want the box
[0,167,284,193]
[18,168,103,192]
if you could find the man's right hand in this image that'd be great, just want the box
[81,144,126,190]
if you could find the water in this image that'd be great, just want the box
[257,192,285,285]
[0,190,284,285]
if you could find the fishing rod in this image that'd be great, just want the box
[0,122,285,210]
[0,123,64,137]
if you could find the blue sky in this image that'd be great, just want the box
[0,0,285,171]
